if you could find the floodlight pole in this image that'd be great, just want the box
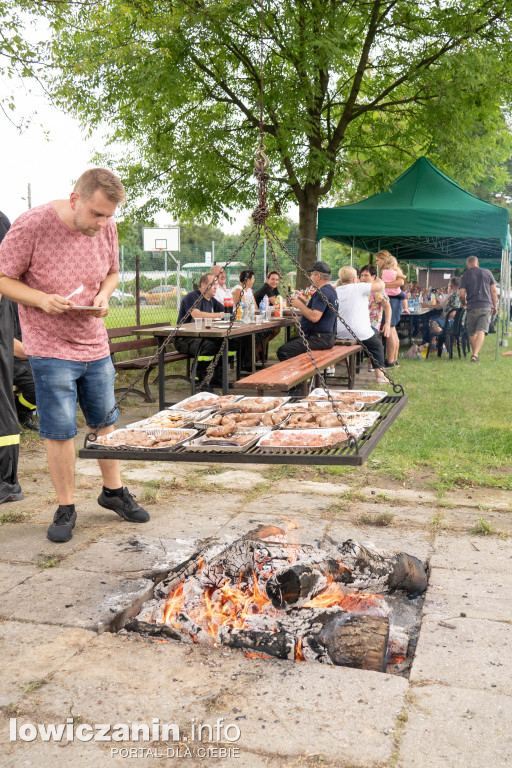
[121,245,125,307]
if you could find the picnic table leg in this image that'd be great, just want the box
[348,353,355,389]
[158,338,166,410]
[251,334,256,373]
[222,342,229,395]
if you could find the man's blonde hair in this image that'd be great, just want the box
[338,266,358,284]
[74,168,126,204]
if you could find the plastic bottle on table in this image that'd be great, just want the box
[259,298,267,321]
[223,291,233,318]
[274,295,282,319]
[236,299,244,322]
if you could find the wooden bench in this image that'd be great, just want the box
[233,345,361,396]
[108,324,190,402]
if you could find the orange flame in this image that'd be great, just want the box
[295,636,306,662]
[245,652,273,659]
[163,582,185,625]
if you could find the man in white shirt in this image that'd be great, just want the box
[209,265,231,304]
[336,266,389,384]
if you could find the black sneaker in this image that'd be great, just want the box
[47,507,77,543]
[0,491,24,504]
[97,487,150,523]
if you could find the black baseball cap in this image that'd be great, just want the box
[308,261,331,275]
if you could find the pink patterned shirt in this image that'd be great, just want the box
[0,202,119,361]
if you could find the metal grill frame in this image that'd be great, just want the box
[78,395,407,467]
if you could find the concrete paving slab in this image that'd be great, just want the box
[0,562,39,596]
[0,739,126,767]
[136,496,238,539]
[62,535,199,577]
[0,569,153,632]
[444,486,512,510]
[360,486,437,504]
[423,566,512,621]
[410,615,512,694]
[216,506,331,547]
[20,632,408,765]
[278,479,351,496]
[433,507,512,534]
[341,499,436,527]
[0,523,104,566]
[200,469,270,490]
[0,622,94,703]
[429,534,512,574]
[398,684,512,768]
[326,519,433,563]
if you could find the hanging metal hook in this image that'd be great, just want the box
[254,146,269,173]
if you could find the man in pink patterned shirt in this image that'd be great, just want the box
[0,168,149,542]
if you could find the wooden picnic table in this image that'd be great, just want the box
[141,317,296,407]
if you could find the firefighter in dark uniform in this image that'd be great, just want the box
[0,211,23,504]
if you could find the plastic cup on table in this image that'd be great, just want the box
[255,314,262,325]
[266,307,272,322]
[204,316,213,329]
[194,317,203,330]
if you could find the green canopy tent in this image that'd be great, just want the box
[317,156,511,354]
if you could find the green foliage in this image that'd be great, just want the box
[27,0,512,271]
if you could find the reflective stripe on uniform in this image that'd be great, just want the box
[0,434,20,447]
[18,394,36,410]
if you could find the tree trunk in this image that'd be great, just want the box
[296,186,321,289]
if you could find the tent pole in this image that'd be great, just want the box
[350,237,354,267]
[506,250,511,334]
[496,250,504,360]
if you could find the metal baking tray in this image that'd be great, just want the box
[193,410,287,431]
[126,410,195,429]
[255,426,365,453]
[168,393,242,412]
[86,427,197,451]
[182,428,268,454]
[305,388,388,406]
[276,399,364,414]
[280,411,380,430]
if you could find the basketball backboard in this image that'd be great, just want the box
[143,227,180,252]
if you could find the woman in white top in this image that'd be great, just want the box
[232,269,256,309]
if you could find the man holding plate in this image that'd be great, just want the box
[0,168,149,543]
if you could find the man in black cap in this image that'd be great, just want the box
[276,261,338,361]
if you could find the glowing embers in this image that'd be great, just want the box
[129,525,427,675]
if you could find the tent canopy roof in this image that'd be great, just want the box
[317,157,509,266]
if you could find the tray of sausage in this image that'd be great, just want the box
[86,427,197,451]
[256,426,365,453]
[169,393,242,412]
[182,427,269,453]
[126,410,195,429]
[305,388,388,406]
[281,410,381,430]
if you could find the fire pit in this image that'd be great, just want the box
[125,525,427,675]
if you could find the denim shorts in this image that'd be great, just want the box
[29,355,119,440]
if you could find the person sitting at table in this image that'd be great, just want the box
[209,264,231,304]
[232,269,256,315]
[175,273,225,388]
[358,265,391,372]
[336,266,389,385]
[276,261,338,362]
[253,270,280,307]
[253,270,282,362]
[429,277,461,352]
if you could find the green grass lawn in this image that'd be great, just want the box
[357,337,512,492]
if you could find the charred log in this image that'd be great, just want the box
[217,626,295,660]
[265,562,343,610]
[338,540,427,596]
[308,613,390,672]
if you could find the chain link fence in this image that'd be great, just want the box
[107,240,301,329]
